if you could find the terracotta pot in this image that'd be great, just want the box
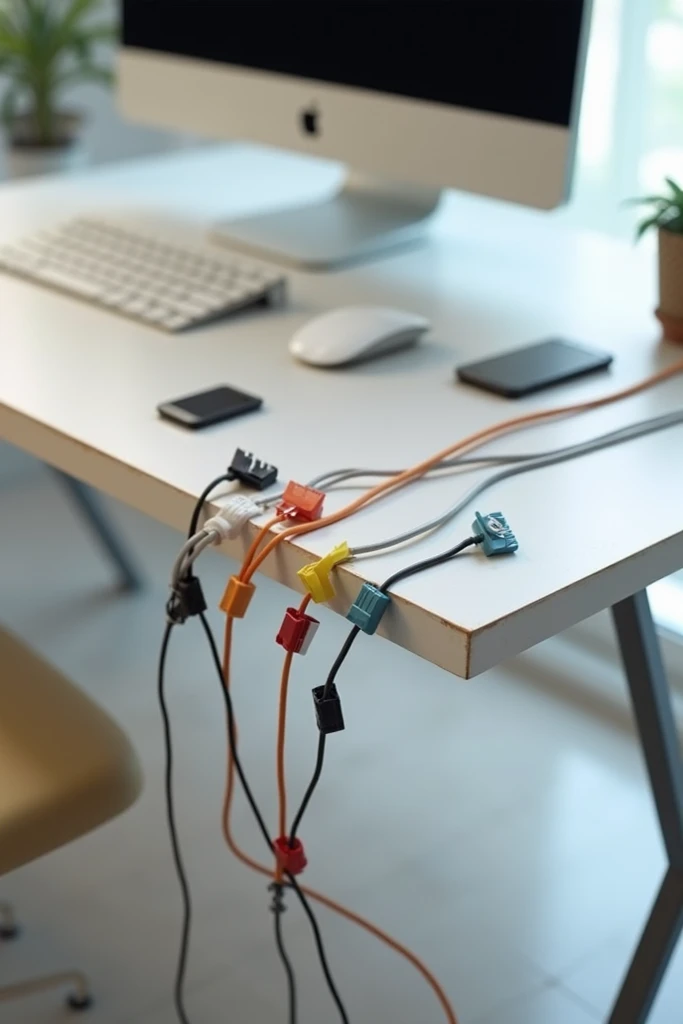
[3,111,87,180]
[656,227,683,344]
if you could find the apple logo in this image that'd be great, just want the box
[300,104,320,137]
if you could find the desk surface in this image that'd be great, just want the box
[2,144,683,678]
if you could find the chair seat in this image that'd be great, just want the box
[0,628,142,877]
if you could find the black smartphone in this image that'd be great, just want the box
[456,339,614,398]
[157,385,263,429]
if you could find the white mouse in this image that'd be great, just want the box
[289,306,430,368]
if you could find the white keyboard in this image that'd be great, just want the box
[0,218,287,332]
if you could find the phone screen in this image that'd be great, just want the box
[158,385,263,428]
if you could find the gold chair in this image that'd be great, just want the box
[0,627,142,1011]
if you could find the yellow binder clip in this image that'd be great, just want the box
[298,542,350,603]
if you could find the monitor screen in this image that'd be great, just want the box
[122,1,586,129]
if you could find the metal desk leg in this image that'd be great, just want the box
[609,590,683,1023]
[54,471,142,592]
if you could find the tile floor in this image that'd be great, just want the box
[1,451,682,1024]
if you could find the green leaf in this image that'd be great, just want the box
[76,21,118,44]
[665,177,683,201]
[663,213,683,235]
[0,2,23,33]
[623,195,671,207]
[636,214,664,241]
[0,12,27,57]
[69,29,92,61]
[65,22,116,59]
[52,0,105,52]
[20,0,48,28]
[0,0,114,106]
[79,62,112,86]
[56,59,113,90]
[21,1,54,70]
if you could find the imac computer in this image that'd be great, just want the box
[119,1,591,270]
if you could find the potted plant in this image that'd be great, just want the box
[0,0,116,178]
[633,177,683,344]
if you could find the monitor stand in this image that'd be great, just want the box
[211,171,442,270]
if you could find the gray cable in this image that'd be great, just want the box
[171,532,209,587]
[174,533,219,584]
[256,426,677,510]
[254,455,540,509]
[351,408,683,557]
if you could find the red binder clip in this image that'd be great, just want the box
[276,608,320,655]
[273,837,307,876]
[276,481,325,521]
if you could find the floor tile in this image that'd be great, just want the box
[563,926,683,1024]
[474,982,601,1024]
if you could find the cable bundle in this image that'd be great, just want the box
[159,357,683,1023]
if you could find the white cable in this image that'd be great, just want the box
[203,495,262,540]
[172,496,263,586]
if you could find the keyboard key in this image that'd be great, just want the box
[36,265,103,298]
[144,302,176,322]
[170,297,208,319]
[101,288,135,307]
[160,313,192,331]
[0,248,44,272]
[121,296,154,316]
[186,287,228,309]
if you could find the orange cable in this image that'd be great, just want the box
[220,615,276,879]
[274,651,292,892]
[240,358,683,585]
[277,595,311,840]
[274,595,312,884]
[239,516,280,581]
[276,650,294,842]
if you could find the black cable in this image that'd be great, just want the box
[378,535,479,593]
[286,873,350,1024]
[321,626,361,701]
[158,486,231,1021]
[289,535,480,845]
[197,612,277,853]
[196,612,351,1024]
[157,483,230,1023]
[187,473,231,539]
[157,621,193,1024]
[271,884,298,1024]
[288,624,360,844]
[288,735,326,847]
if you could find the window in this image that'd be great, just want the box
[562,0,683,640]
[559,0,683,237]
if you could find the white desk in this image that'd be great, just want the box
[1,146,682,1023]
[1,145,683,680]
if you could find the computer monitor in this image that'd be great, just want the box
[119,1,591,269]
